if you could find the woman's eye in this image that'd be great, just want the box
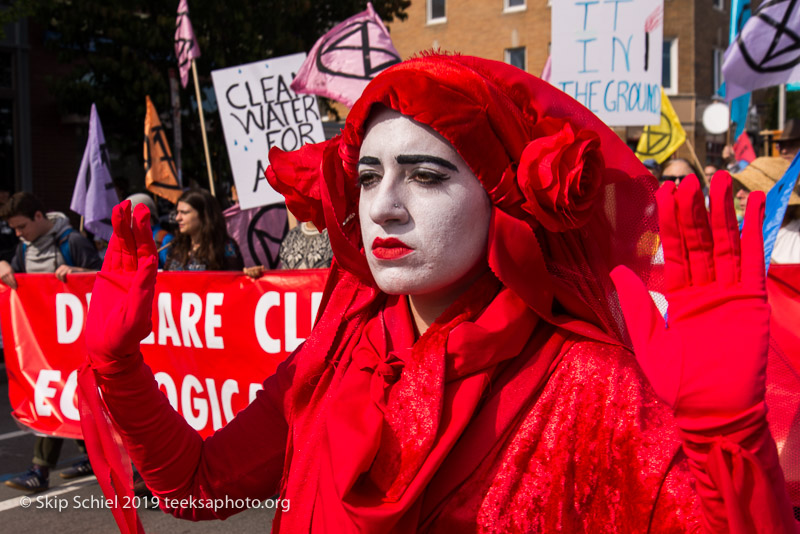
[358,172,381,188]
[411,170,449,185]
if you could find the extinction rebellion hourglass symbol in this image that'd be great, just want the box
[737,0,800,73]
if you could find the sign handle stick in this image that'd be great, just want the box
[191,59,216,198]
[727,116,732,147]
[684,136,707,185]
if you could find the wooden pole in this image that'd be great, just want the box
[191,59,216,197]
[684,137,707,186]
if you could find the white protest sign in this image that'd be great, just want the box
[212,53,325,210]
[551,0,663,126]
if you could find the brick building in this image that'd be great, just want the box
[387,0,735,166]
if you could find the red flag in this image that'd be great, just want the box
[734,130,757,163]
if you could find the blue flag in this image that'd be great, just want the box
[70,104,119,242]
[763,152,800,271]
[729,0,751,43]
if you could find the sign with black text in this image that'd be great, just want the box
[551,0,663,126]
[212,53,326,210]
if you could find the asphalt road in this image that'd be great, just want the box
[0,375,276,533]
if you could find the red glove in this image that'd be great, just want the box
[80,201,288,530]
[85,200,158,368]
[610,173,797,533]
[79,200,157,534]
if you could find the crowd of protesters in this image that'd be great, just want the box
[647,123,800,264]
[0,183,332,492]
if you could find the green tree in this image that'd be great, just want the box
[1,0,409,196]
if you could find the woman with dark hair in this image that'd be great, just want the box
[80,54,796,533]
[165,189,243,271]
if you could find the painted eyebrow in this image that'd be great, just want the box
[396,154,458,171]
[358,156,381,166]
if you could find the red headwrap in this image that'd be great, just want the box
[267,53,661,345]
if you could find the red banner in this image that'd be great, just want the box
[2,264,799,501]
[0,270,327,440]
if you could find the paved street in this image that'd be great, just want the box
[0,376,276,533]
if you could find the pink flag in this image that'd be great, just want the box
[290,2,401,107]
[540,55,552,83]
[175,0,200,88]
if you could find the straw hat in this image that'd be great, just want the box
[731,157,800,205]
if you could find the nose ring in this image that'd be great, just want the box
[393,203,400,208]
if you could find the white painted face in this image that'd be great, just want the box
[358,108,492,301]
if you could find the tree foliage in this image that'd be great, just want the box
[0,0,409,194]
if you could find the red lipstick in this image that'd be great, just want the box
[372,237,413,260]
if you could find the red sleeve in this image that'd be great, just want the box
[95,351,295,520]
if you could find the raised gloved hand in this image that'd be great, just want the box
[610,172,768,422]
[611,173,797,532]
[85,200,157,364]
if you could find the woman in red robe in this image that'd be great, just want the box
[80,54,797,533]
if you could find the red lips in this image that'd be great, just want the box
[371,237,413,260]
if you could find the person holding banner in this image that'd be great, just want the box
[81,54,796,533]
[164,188,243,272]
[0,192,102,492]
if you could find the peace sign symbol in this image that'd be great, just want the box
[315,20,401,80]
[737,0,800,73]
[638,112,673,156]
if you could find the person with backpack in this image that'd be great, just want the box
[0,191,102,491]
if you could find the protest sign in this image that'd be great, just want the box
[551,0,663,125]
[212,53,326,210]
[0,270,327,440]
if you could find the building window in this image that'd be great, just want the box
[713,0,724,11]
[505,47,526,71]
[505,0,526,12]
[428,0,446,23]
[713,48,725,95]
[662,38,678,94]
